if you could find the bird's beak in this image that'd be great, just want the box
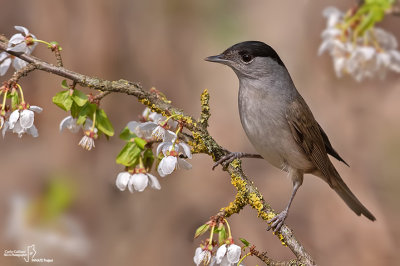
[204,54,229,64]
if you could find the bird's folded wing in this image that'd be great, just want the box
[317,123,349,166]
[285,99,336,184]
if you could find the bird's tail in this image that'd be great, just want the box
[330,174,376,221]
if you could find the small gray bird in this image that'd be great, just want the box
[206,41,375,232]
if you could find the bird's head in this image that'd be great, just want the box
[205,41,285,79]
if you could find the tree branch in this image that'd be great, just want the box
[0,37,316,265]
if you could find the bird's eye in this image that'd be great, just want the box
[241,54,253,63]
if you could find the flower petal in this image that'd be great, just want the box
[2,122,9,138]
[179,142,192,159]
[193,247,203,265]
[126,121,140,134]
[9,110,20,129]
[8,43,27,53]
[29,105,43,113]
[157,156,177,177]
[137,121,157,138]
[20,109,34,129]
[216,244,227,264]
[131,173,149,192]
[0,58,11,76]
[149,112,163,123]
[116,172,131,191]
[60,116,72,132]
[227,244,241,263]
[12,121,25,137]
[333,57,346,78]
[14,26,29,36]
[178,158,192,170]
[167,119,178,130]
[12,57,27,70]
[142,107,151,118]
[147,173,161,190]
[8,33,25,45]
[0,52,8,62]
[27,124,38,137]
[164,130,177,143]
[156,142,170,156]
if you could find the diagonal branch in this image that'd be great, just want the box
[0,37,316,265]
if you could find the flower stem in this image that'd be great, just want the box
[1,91,7,111]
[164,114,179,123]
[91,111,97,131]
[16,84,25,104]
[33,39,51,46]
[139,156,145,169]
[209,225,215,246]
[171,125,182,146]
[237,252,251,265]
[224,218,232,239]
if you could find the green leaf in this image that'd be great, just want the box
[72,89,88,107]
[77,114,87,125]
[96,109,114,136]
[134,137,147,150]
[239,238,250,247]
[52,90,73,111]
[119,127,137,141]
[70,102,80,118]
[218,225,227,245]
[116,142,141,166]
[194,223,210,238]
[76,103,97,125]
[143,148,155,169]
[10,91,19,110]
[61,79,69,90]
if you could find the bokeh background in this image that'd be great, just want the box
[1,0,399,265]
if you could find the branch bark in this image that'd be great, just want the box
[0,37,316,265]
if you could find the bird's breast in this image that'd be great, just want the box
[238,83,312,171]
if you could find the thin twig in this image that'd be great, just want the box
[9,63,37,84]
[93,90,111,101]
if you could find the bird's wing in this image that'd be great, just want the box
[286,98,335,183]
[317,123,349,166]
[287,99,376,221]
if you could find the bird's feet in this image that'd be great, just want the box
[212,152,262,170]
[212,152,245,170]
[267,210,288,233]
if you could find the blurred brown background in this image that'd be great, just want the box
[1,0,399,265]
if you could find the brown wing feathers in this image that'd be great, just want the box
[286,99,376,221]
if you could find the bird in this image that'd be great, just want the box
[205,41,376,232]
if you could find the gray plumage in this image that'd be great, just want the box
[206,41,375,231]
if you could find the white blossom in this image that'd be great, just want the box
[157,139,192,177]
[194,247,214,266]
[78,135,95,150]
[215,244,241,265]
[59,116,80,133]
[1,26,38,76]
[2,106,42,138]
[78,120,97,150]
[115,171,161,192]
[7,26,37,53]
[126,108,178,141]
[319,7,400,81]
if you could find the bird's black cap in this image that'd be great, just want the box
[223,41,285,67]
